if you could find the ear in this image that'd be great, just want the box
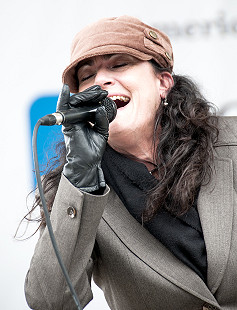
[158,72,174,99]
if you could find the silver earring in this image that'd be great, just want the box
[163,97,168,106]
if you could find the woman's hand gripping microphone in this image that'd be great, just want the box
[58,84,110,193]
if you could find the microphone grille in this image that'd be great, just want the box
[101,97,117,123]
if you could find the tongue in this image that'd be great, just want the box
[114,99,128,109]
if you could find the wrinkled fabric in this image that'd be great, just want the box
[102,144,207,282]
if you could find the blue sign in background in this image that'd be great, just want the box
[29,95,63,186]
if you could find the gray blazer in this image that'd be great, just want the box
[25,116,237,310]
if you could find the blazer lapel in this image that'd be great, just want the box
[103,189,219,307]
[197,155,234,294]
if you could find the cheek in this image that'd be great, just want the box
[78,84,89,92]
[136,95,161,120]
[78,79,95,92]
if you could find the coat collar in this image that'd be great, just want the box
[102,155,233,307]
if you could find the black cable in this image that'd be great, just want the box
[33,119,82,310]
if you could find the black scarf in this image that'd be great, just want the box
[102,145,207,283]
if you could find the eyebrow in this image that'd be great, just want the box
[77,54,114,69]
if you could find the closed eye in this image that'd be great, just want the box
[112,63,128,69]
[81,74,94,82]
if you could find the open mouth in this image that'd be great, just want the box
[110,96,130,109]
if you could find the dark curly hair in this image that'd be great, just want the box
[22,61,219,231]
[143,61,218,221]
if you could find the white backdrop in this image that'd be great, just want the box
[0,0,236,309]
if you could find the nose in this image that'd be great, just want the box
[94,68,115,88]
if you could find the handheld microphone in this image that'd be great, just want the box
[40,97,117,126]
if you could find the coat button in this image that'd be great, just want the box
[67,206,77,218]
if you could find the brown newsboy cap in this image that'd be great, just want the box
[62,15,174,93]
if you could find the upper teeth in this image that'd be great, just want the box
[110,96,129,102]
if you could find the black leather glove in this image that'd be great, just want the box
[57,84,109,192]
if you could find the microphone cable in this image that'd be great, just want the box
[33,119,82,310]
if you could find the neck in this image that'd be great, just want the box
[108,139,157,172]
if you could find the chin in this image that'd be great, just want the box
[108,122,121,140]
[109,116,128,133]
